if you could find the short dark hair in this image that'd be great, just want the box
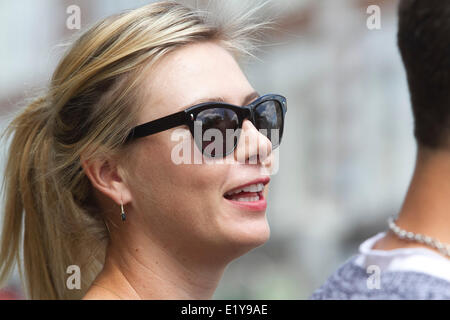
[397,0,450,148]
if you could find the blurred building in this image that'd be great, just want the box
[0,0,415,299]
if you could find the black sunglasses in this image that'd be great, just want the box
[125,94,287,158]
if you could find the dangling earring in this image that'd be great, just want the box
[120,200,126,221]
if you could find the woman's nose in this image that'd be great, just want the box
[234,119,273,166]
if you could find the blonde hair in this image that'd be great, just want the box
[0,1,272,300]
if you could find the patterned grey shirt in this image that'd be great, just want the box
[311,232,450,300]
[310,255,450,299]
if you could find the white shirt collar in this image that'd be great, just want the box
[354,232,450,282]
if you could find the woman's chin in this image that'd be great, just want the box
[210,203,271,257]
[222,219,271,254]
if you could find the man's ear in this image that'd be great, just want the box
[81,155,132,206]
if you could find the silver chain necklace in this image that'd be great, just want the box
[388,216,450,258]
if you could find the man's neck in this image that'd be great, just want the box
[374,147,450,255]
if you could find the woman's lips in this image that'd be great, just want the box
[222,177,270,212]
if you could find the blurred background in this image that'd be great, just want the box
[0,0,415,299]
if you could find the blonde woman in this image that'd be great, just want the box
[0,1,287,300]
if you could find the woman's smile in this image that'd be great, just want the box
[223,177,270,211]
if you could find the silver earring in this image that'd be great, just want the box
[120,201,126,221]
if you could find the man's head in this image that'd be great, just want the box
[398,0,450,149]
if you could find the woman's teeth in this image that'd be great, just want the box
[225,183,264,196]
[235,196,260,202]
[224,183,264,202]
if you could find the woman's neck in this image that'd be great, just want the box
[85,231,227,300]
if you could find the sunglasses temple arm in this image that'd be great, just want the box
[126,111,188,142]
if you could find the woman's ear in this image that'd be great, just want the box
[81,155,132,206]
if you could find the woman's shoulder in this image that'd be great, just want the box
[82,285,124,300]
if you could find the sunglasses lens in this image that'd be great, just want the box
[254,100,284,148]
[195,108,239,157]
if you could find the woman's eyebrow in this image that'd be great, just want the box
[242,91,260,105]
[185,96,226,108]
[181,91,260,110]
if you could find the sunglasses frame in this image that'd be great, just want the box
[125,94,287,155]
